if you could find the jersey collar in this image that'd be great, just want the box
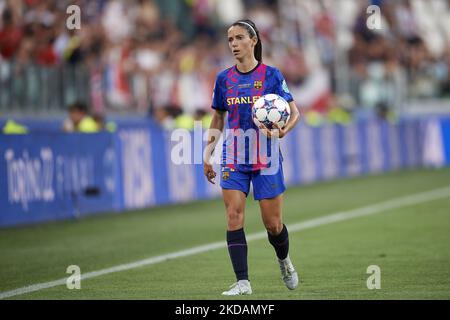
[235,62,261,75]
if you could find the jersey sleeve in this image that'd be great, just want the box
[274,69,294,103]
[211,75,227,111]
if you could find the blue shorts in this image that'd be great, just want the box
[220,164,286,200]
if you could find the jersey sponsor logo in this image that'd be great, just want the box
[254,80,263,89]
[228,83,252,90]
[227,95,261,106]
[282,79,290,93]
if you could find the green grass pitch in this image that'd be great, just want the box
[1,167,450,299]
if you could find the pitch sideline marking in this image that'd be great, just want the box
[1,185,450,299]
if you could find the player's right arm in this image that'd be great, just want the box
[204,109,226,184]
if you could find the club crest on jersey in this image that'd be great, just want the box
[222,171,230,180]
[254,80,263,89]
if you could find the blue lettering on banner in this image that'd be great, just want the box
[119,129,155,209]
[0,133,116,226]
[4,148,55,211]
[0,117,448,227]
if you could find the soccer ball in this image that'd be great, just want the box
[252,94,291,129]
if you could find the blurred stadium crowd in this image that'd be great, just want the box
[1,0,450,131]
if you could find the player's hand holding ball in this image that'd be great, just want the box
[252,94,291,138]
[258,122,286,138]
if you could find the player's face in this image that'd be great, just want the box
[227,25,256,61]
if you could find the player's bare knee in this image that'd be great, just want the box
[227,208,243,220]
[265,221,283,235]
[226,208,244,227]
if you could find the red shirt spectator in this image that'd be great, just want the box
[35,43,57,66]
[0,22,23,59]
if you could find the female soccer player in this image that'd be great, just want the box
[204,19,301,295]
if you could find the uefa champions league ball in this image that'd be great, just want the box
[252,94,291,129]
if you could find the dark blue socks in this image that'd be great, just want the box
[227,228,248,281]
[268,224,289,260]
[227,225,288,280]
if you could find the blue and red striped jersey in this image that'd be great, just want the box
[211,63,293,172]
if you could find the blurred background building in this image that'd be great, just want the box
[0,0,449,126]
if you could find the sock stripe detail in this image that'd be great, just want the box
[227,243,247,248]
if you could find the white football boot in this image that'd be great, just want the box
[278,255,299,290]
[221,280,252,296]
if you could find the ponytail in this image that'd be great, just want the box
[254,37,262,62]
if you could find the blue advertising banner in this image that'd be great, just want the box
[0,132,118,227]
[1,117,449,227]
[441,119,450,165]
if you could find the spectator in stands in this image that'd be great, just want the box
[0,7,23,59]
[1,0,450,116]
[152,105,176,130]
[63,101,99,133]
[175,110,194,130]
[93,113,117,132]
[375,102,397,124]
[193,108,212,129]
